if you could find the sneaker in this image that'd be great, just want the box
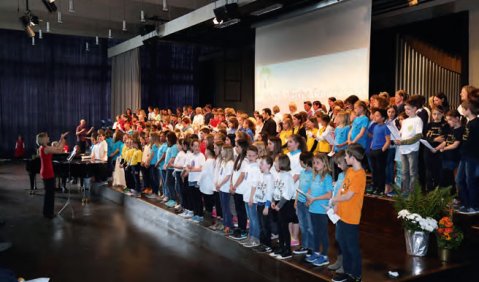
[244,240,260,248]
[269,247,282,257]
[312,255,329,267]
[209,223,218,231]
[290,239,300,246]
[254,244,272,253]
[305,252,320,263]
[174,204,182,210]
[347,275,361,282]
[386,191,397,197]
[216,223,225,232]
[124,190,133,196]
[467,208,479,215]
[335,266,344,274]
[293,247,308,255]
[191,215,199,222]
[328,255,343,270]
[230,230,247,241]
[331,273,349,282]
[305,249,314,258]
[271,234,279,240]
[276,250,292,260]
[241,238,252,246]
[166,200,176,208]
[179,211,188,217]
[145,193,158,199]
[182,210,193,219]
[197,216,204,222]
[456,206,467,213]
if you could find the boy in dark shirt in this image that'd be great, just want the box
[456,101,479,214]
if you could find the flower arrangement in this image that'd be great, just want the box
[436,216,464,250]
[397,209,438,232]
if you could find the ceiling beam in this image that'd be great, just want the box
[108,0,256,58]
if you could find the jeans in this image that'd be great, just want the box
[401,151,419,195]
[220,192,233,228]
[174,171,184,206]
[311,213,329,255]
[43,178,55,218]
[296,201,313,250]
[385,148,396,185]
[166,169,176,201]
[456,159,479,209]
[159,169,167,197]
[336,220,361,278]
[245,203,260,239]
[257,204,272,247]
[370,149,387,193]
[395,160,402,188]
[149,166,159,194]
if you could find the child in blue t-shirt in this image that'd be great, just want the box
[334,111,350,152]
[293,152,314,256]
[348,101,369,149]
[369,109,391,195]
[306,153,333,267]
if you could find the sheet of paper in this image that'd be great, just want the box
[387,124,401,141]
[327,208,340,224]
[295,188,309,198]
[420,139,435,151]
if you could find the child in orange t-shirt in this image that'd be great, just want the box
[331,144,366,282]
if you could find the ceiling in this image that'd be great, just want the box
[0,0,212,39]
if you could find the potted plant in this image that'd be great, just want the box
[436,215,464,262]
[393,183,452,256]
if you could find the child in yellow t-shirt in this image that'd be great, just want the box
[331,144,366,282]
[129,139,143,197]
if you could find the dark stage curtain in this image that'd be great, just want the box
[0,29,111,158]
[140,41,200,110]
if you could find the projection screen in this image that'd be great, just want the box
[254,0,372,113]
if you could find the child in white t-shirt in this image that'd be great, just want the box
[199,146,216,222]
[216,144,235,235]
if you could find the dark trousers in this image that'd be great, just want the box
[29,173,36,190]
[278,200,294,251]
[141,166,150,189]
[257,204,272,247]
[233,193,247,231]
[424,150,442,191]
[456,159,479,209]
[213,191,223,218]
[132,165,141,193]
[311,213,329,254]
[43,178,55,218]
[203,193,215,213]
[166,170,176,201]
[174,171,184,206]
[336,220,361,278]
[125,167,133,190]
[189,182,203,216]
[149,167,159,194]
[370,149,387,193]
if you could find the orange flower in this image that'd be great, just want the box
[445,227,453,234]
[438,228,444,234]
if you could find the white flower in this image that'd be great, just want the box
[398,209,410,219]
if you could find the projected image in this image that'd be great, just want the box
[255,48,369,112]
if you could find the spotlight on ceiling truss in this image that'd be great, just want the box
[42,0,58,13]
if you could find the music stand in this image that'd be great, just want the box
[58,148,77,218]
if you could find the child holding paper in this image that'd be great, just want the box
[331,144,366,282]
[306,153,333,267]
[395,99,423,196]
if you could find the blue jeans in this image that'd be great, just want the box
[336,220,361,278]
[165,169,176,201]
[385,148,396,185]
[456,159,479,209]
[149,166,159,194]
[174,171,184,206]
[296,201,313,250]
[401,151,419,195]
[159,169,168,197]
[220,192,233,228]
[245,203,260,239]
[311,213,329,255]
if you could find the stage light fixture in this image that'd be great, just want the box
[213,3,241,28]
[68,0,75,12]
[95,36,99,45]
[46,21,50,32]
[57,11,63,23]
[85,42,90,52]
[163,0,168,12]
[122,20,127,31]
[39,29,43,39]
[42,0,57,12]
[20,9,39,38]
[108,29,112,39]
[31,36,35,46]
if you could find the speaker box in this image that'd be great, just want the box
[213,3,241,22]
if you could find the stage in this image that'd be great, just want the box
[0,161,476,281]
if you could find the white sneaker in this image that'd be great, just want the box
[179,211,189,217]
[174,204,182,210]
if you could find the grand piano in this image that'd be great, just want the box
[25,153,108,191]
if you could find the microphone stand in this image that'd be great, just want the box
[58,152,76,218]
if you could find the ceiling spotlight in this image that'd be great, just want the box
[212,17,223,25]
[85,42,90,52]
[122,20,127,31]
[42,0,57,12]
[32,36,36,46]
[140,10,145,23]
[20,10,39,37]
[213,3,241,28]
[95,36,99,45]
[163,0,168,12]
[57,11,62,23]
[39,29,43,39]
[46,21,50,32]
[108,29,112,39]
[68,0,75,13]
